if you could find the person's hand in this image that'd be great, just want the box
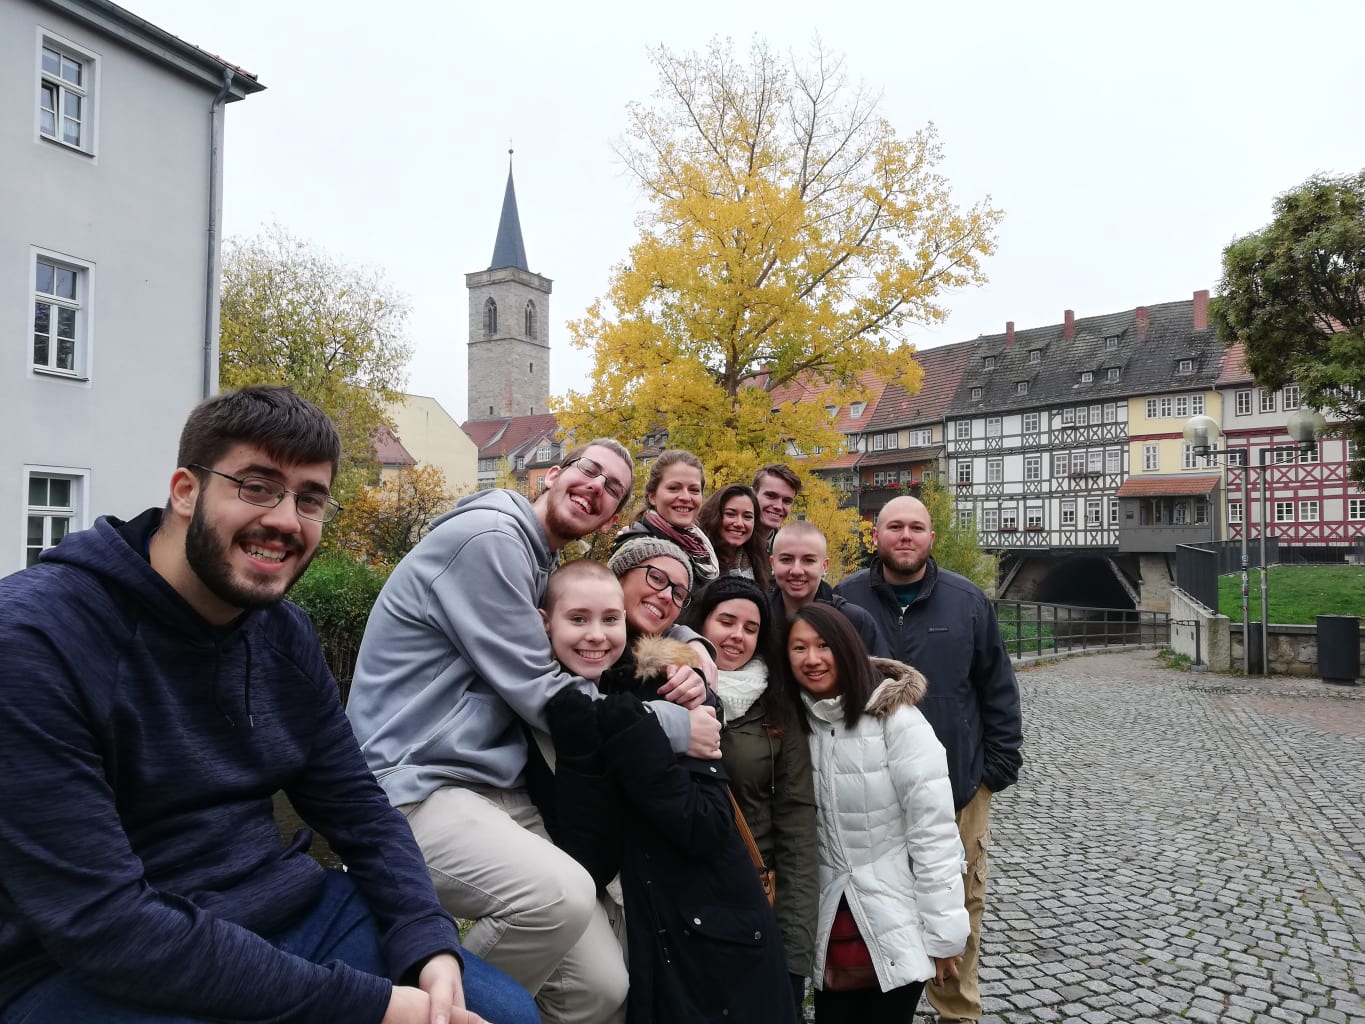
[689,643,718,688]
[382,985,430,1024]
[932,954,962,986]
[657,663,706,708]
[685,704,722,759]
[419,953,471,1024]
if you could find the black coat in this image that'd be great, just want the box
[543,652,795,1024]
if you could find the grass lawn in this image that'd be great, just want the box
[997,616,1057,655]
[1217,565,1365,624]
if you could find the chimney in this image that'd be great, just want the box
[1193,289,1210,330]
[1135,306,1150,340]
[1063,309,1075,342]
[1005,321,1015,346]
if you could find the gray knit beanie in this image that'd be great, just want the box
[607,536,694,591]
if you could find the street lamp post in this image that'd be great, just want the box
[1184,414,1251,674]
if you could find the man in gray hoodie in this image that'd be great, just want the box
[347,439,718,1024]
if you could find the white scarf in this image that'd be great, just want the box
[715,658,770,723]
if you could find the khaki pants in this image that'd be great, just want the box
[402,784,628,1024]
[926,784,991,1022]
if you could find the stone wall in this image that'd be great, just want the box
[1169,587,1231,670]
[1230,622,1365,679]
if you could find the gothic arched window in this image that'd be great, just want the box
[525,300,537,339]
[484,298,497,336]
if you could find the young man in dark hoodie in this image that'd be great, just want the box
[0,386,535,1024]
[769,521,889,658]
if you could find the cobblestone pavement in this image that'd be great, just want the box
[934,651,1365,1024]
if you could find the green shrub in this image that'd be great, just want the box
[290,554,391,691]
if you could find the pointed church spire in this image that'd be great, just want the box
[489,149,529,272]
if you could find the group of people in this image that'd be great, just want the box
[0,386,1023,1024]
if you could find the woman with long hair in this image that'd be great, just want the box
[783,603,967,1023]
[611,450,719,589]
[684,575,816,1013]
[697,483,772,593]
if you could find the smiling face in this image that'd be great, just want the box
[701,597,763,671]
[176,444,330,621]
[619,555,690,635]
[755,473,797,531]
[648,463,705,530]
[788,617,839,700]
[539,444,632,549]
[718,494,756,551]
[873,496,936,584]
[771,527,829,610]
[542,574,627,682]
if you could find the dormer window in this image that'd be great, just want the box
[1104,335,1119,351]
[1027,350,1041,365]
[1106,368,1120,382]
[1177,358,1194,374]
[970,386,983,400]
[824,404,837,418]
[850,401,866,420]
[1080,371,1094,383]
[983,356,996,370]
[1016,381,1029,396]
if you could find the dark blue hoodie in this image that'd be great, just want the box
[0,510,462,1021]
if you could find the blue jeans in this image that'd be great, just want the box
[1,871,537,1024]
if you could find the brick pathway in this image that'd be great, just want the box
[957,652,1365,1024]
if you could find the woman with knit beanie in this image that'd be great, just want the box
[684,575,818,1013]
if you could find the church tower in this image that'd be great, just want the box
[466,153,553,421]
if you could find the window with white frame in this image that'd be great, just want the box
[956,508,974,528]
[899,470,913,484]
[1192,395,1205,415]
[1104,336,1118,351]
[1349,497,1365,521]
[1235,390,1251,415]
[1061,500,1076,526]
[1274,447,1296,465]
[1159,397,1173,418]
[908,428,932,446]
[970,387,982,401]
[1274,501,1294,522]
[1182,444,1199,470]
[986,458,1003,483]
[1087,450,1103,474]
[1174,396,1190,419]
[956,462,972,485]
[986,416,1002,437]
[811,445,824,456]
[1026,507,1043,528]
[1025,455,1041,481]
[1023,412,1040,433]
[982,507,999,531]
[1296,444,1319,464]
[1016,381,1028,395]
[1061,407,1075,426]
[1028,350,1041,365]
[1143,444,1159,471]
[1226,448,1246,467]
[39,38,95,152]
[884,432,899,449]
[1299,500,1319,522]
[1089,405,1102,424]
[534,444,551,462]
[1001,506,1018,530]
[1071,452,1086,475]
[1085,498,1102,527]
[1177,359,1193,374]
[1081,371,1094,384]
[1105,449,1121,474]
[25,470,82,567]
[1228,501,1243,524]
[872,434,885,451]
[1054,453,1069,477]
[1109,499,1119,525]
[1106,368,1120,382]
[955,420,971,440]
[872,471,887,487]
[849,401,866,420]
[33,255,89,376]
[1195,501,1209,525]
[1260,389,1275,413]
[845,434,859,452]
[983,356,995,370]
[1104,403,1119,423]
[1282,384,1300,410]
[1075,405,1089,427]
[1346,439,1357,462]
[1173,502,1188,525]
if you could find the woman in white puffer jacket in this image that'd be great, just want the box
[783,603,969,1023]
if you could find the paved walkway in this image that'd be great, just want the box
[963,652,1365,1024]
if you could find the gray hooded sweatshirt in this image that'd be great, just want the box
[347,489,690,806]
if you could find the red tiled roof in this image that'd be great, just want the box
[867,341,973,429]
[374,426,415,466]
[1215,343,1253,387]
[1116,474,1221,497]
[768,369,889,432]
[856,445,943,467]
[460,413,558,460]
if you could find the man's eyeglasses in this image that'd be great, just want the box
[191,465,342,524]
[564,456,628,500]
[625,564,692,609]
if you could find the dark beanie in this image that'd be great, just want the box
[688,574,770,641]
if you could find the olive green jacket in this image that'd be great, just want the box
[721,688,819,977]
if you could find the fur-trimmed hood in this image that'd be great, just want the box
[865,658,927,717]
[632,635,701,678]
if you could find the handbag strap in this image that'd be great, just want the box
[727,786,768,873]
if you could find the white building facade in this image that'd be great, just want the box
[0,0,260,575]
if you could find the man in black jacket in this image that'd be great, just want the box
[769,521,888,658]
[834,496,1022,1023]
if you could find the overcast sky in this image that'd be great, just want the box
[130,0,1364,426]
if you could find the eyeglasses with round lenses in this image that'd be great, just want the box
[565,456,627,500]
[191,465,342,524]
[628,564,692,608]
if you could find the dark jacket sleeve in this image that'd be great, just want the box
[972,597,1023,794]
[844,601,891,660]
[542,690,624,889]
[0,610,392,1024]
[768,723,818,977]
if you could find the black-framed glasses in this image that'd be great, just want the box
[190,465,342,524]
[625,564,692,608]
[563,456,628,500]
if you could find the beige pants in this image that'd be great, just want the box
[402,784,628,1024]
[925,784,991,1022]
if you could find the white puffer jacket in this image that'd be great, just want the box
[805,657,969,991]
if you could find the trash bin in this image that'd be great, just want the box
[1316,615,1361,685]
[1245,625,1265,675]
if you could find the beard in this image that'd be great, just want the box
[185,494,312,612]
[880,546,929,581]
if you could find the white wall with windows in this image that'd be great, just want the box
[1,3,254,573]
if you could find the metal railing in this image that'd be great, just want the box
[993,600,1170,659]
[1175,544,1218,611]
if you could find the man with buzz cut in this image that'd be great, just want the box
[346,439,719,1024]
[0,386,535,1024]
[834,495,1023,1023]
[769,520,888,658]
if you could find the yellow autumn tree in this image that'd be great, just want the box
[325,464,455,567]
[552,38,1001,576]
